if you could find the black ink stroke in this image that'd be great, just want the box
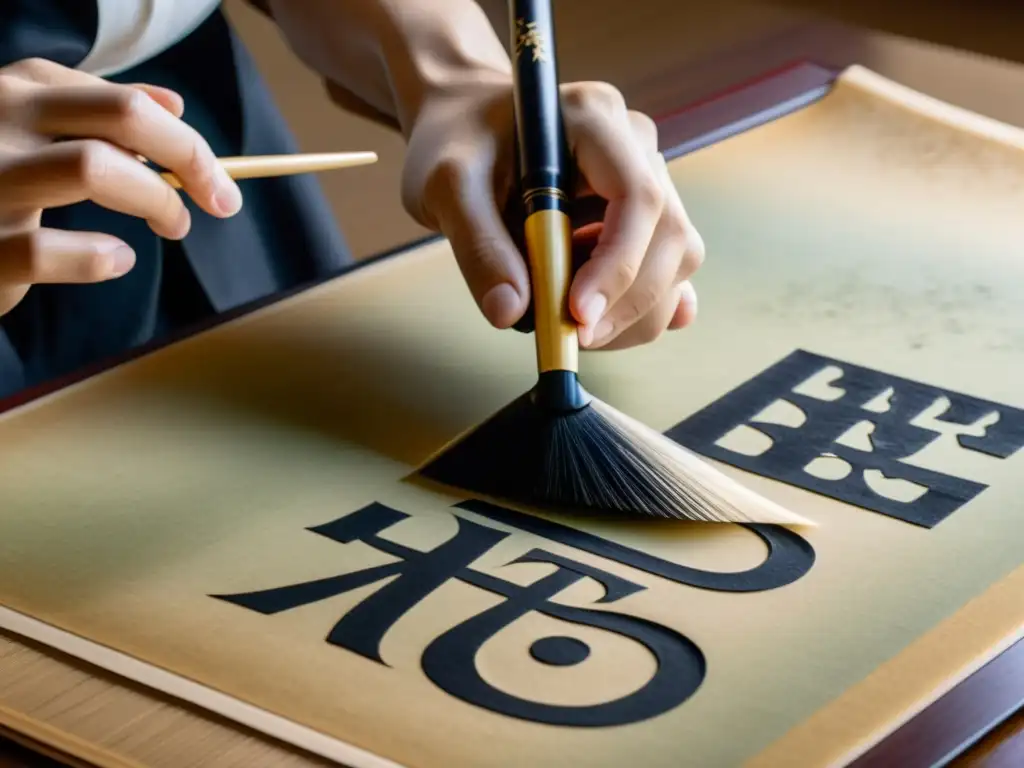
[668,349,1024,528]
[214,496,811,727]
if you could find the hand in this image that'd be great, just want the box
[0,58,243,317]
[401,78,704,351]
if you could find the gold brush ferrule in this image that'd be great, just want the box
[524,205,578,374]
[510,0,577,375]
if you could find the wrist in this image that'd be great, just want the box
[371,1,513,135]
[268,0,512,138]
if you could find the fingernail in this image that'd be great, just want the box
[108,246,136,277]
[580,293,607,327]
[669,282,698,329]
[683,285,697,314]
[578,324,594,347]
[214,170,243,216]
[591,317,614,347]
[482,283,520,328]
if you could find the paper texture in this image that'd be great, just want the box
[0,65,1022,767]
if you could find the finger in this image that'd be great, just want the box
[14,84,239,217]
[668,280,699,330]
[580,155,679,347]
[563,96,663,333]
[594,281,695,351]
[581,217,678,348]
[127,84,185,118]
[428,154,531,329]
[0,139,192,239]
[664,165,706,287]
[568,98,658,202]
[0,228,135,285]
[584,152,703,348]
[0,71,35,124]
[2,57,111,88]
[0,62,184,119]
[0,66,181,155]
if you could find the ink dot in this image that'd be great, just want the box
[529,636,591,667]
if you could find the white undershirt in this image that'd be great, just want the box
[77,0,223,77]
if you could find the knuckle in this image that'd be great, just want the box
[628,109,656,132]
[563,81,626,114]
[681,228,706,276]
[464,236,512,285]
[622,285,661,325]
[628,110,659,145]
[73,140,112,185]
[184,139,216,189]
[19,231,47,276]
[607,257,641,292]
[426,152,475,199]
[8,58,53,79]
[633,173,664,212]
[663,208,689,243]
[466,233,506,266]
[0,75,19,104]
[109,88,149,132]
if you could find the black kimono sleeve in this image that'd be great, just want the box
[0,2,353,400]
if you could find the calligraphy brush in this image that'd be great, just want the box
[417,0,809,525]
[152,150,379,188]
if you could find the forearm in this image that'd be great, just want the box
[262,0,513,135]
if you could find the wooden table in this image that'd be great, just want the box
[2,13,1023,768]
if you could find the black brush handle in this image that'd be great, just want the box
[509,0,579,381]
[510,0,571,212]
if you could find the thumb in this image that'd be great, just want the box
[432,163,531,329]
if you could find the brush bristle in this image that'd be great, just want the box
[416,387,813,526]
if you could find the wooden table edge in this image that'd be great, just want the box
[0,724,93,768]
[0,60,1020,768]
